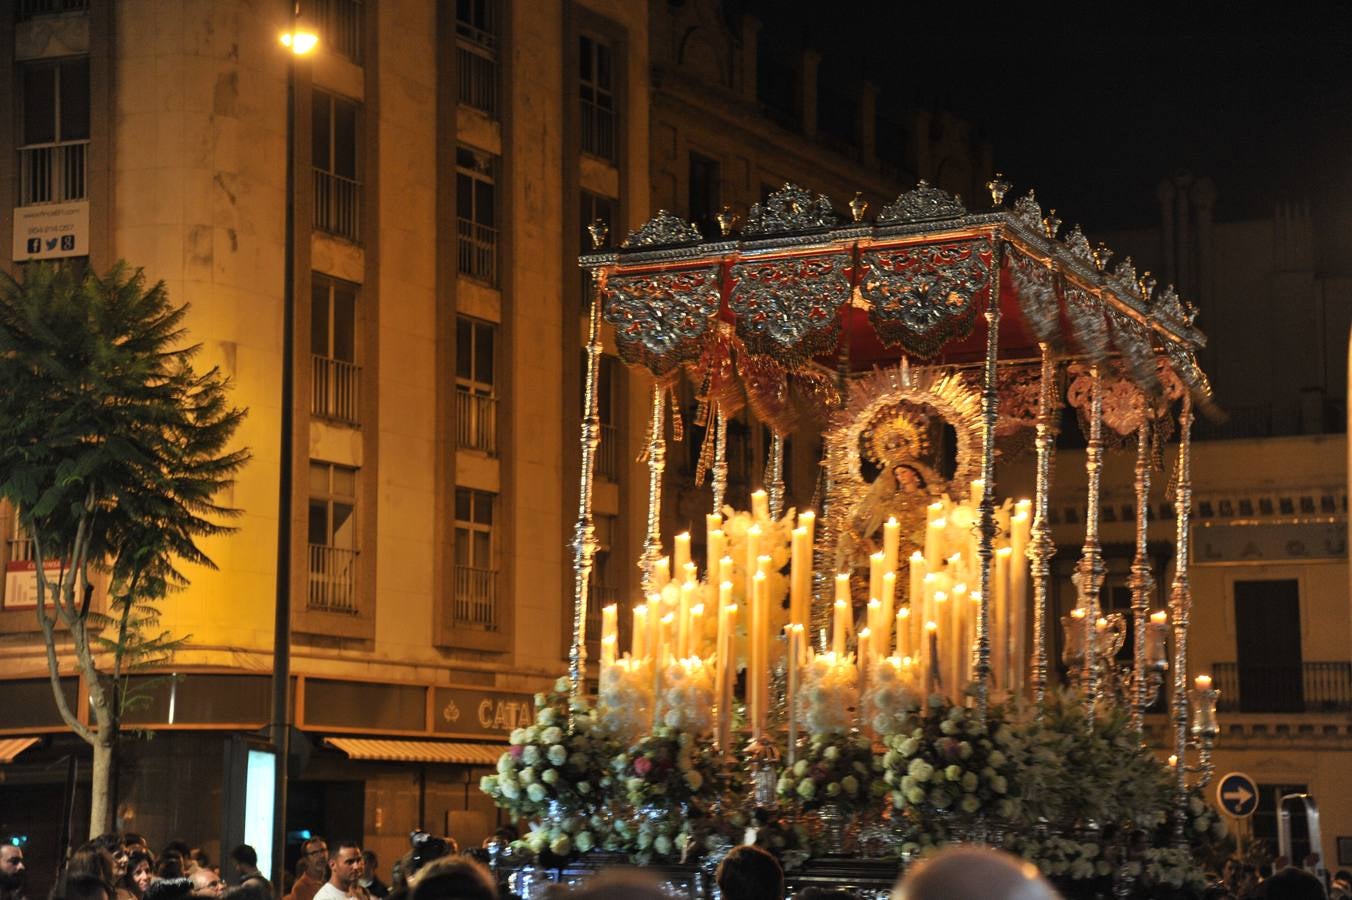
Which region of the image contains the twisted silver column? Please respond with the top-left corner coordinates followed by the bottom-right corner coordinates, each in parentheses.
top-left (767, 432), bottom-right (786, 520)
top-left (712, 410), bottom-right (728, 515)
top-left (1170, 393), bottom-right (1195, 845)
top-left (640, 382), bottom-right (667, 595)
top-left (974, 240), bottom-right (1004, 724)
top-left (1029, 343), bottom-right (1058, 707)
top-left (1078, 364), bottom-right (1106, 727)
top-left (1129, 417), bottom-right (1155, 733)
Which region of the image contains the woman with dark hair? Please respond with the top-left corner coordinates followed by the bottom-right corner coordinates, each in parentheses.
top-left (121, 851), bottom-right (156, 900)
top-left (65, 847), bottom-right (117, 899)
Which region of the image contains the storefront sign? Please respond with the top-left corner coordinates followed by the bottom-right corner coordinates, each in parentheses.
top-left (12, 201), bottom-right (89, 261)
top-left (432, 686), bottom-right (534, 738)
top-left (1194, 521), bottom-right (1347, 565)
top-left (3, 559), bottom-right (65, 609)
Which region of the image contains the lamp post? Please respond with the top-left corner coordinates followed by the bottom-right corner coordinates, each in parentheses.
top-left (273, 7), bottom-right (316, 894)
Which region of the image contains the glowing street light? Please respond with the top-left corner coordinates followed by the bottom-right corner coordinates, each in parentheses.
top-left (279, 27), bottom-right (319, 55)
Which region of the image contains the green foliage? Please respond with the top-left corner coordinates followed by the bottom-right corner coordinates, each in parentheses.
top-left (0, 260), bottom-right (249, 729)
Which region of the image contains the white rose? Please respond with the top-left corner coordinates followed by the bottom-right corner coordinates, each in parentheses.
top-left (526, 783), bottom-right (547, 803)
top-left (547, 744), bottom-right (568, 766)
top-left (541, 769), bottom-right (559, 785)
top-left (522, 746), bottom-right (542, 766)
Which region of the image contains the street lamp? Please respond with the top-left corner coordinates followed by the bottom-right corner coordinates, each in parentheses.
top-left (272, 8), bottom-right (317, 894)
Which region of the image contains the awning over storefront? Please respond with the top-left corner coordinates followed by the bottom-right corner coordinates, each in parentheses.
top-left (0, 736), bottom-right (40, 763)
top-left (324, 737), bottom-right (503, 766)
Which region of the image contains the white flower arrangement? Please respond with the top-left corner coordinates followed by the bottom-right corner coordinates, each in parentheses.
top-left (797, 651), bottom-right (860, 735)
top-left (597, 657), bottom-right (654, 745)
top-left (863, 656), bottom-right (920, 734)
top-left (658, 656), bottom-right (715, 734)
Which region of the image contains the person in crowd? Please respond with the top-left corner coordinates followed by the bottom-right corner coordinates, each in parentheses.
top-left (892, 845), bottom-right (1058, 900)
top-left (121, 850), bottom-right (156, 900)
top-left (286, 837), bottom-right (330, 900)
top-left (1330, 870), bottom-right (1351, 900)
top-left (161, 846), bottom-right (192, 877)
top-left (222, 884), bottom-right (270, 900)
top-left (55, 874), bottom-right (113, 900)
top-left (0, 843), bottom-right (26, 900)
top-left (1237, 864), bottom-right (1263, 899)
top-left (144, 879), bottom-right (194, 900)
top-left (715, 845), bottom-right (784, 900)
top-left (358, 852), bottom-right (387, 899)
top-left (228, 846), bottom-right (267, 890)
top-left (1263, 866), bottom-right (1328, 900)
top-left (189, 868), bottom-right (224, 898)
top-left (122, 838), bottom-right (149, 856)
top-left (314, 843), bottom-right (366, 900)
top-left (406, 858), bottom-right (495, 900)
top-left (66, 845), bottom-right (118, 898)
top-left (156, 858), bottom-right (185, 882)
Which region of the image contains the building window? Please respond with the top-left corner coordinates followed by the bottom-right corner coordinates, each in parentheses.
top-left (312, 90), bottom-right (363, 242)
top-left (689, 153), bottom-right (721, 240)
top-left (308, 462), bottom-right (358, 613)
top-left (455, 316), bottom-right (497, 454)
top-left (17, 0), bottom-right (89, 19)
top-left (1234, 579), bottom-right (1303, 712)
top-left (579, 35), bottom-right (616, 162)
top-left (18, 58), bottom-right (89, 206)
top-left (311, 275), bottom-right (360, 425)
top-left (455, 0), bottom-right (498, 117)
top-left (456, 147), bottom-right (498, 284)
top-left (307, 0), bottom-right (363, 64)
top-left (454, 488), bottom-right (498, 631)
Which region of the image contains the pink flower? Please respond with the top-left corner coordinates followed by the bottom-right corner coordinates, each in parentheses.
top-left (509, 745), bottom-right (524, 759)
top-left (634, 756), bottom-right (654, 778)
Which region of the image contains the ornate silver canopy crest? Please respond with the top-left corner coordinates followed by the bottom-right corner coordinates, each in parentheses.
top-left (621, 210), bottom-right (704, 249)
top-left (876, 180), bottom-right (966, 224)
top-left (742, 183), bottom-right (837, 235)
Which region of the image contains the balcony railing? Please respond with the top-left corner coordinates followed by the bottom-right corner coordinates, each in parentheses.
top-left (580, 98), bottom-right (616, 162)
top-left (453, 565), bottom-right (498, 631)
top-left (457, 218), bottom-right (497, 284)
top-left (18, 141), bottom-right (88, 206)
top-left (17, 0), bottom-right (88, 18)
top-left (314, 168), bottom-right (362, 243)
top-left (310, 0), bottom-right (363, 64)
top-left (456, 41), bottom-right (498, 117)
top-left (456, 388), bottom-right (497, 454)
top-left (7, 538), bottom-right (33, 563)
top-left (597, 423), bottom-right (618, 480)
top-left (307, 544), bottom-right (358, 613)
top-left (312, 355), bottom-right (360, 425)
top-left (1213, 661), bottom-right (1352, 713)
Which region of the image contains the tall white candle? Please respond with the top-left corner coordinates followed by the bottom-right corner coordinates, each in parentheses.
top-left (689, 603), bottom-right (705, 658)
top-left (674, 532), bottom-right (692, 578)
top-left (786, 624), bottom-right (803, 765)
top-left (869, 551), bottom-right (886, 612)
top-left (745, 525), bottom-right (762, 600)
top-left (632, 605), bottom-right (648, 660)
top-left (707, 528), bottom-right (725, 581)
top-left (866, 598), bottom-right (882, 656)
top-left (751, 571), bottom-right (769, 739)
top-left (833, 596), bottom-right (851, 657)
top-left (719, 555), bottom-right (735, 590)
top-left (882, 516), bottom-right (901, 577)
top-left (654, 557), bottom-right (671, 591)
top-left (925, 517), bottom-right (947, 571)
top-left (994, 546), bottom-right (1012, 693)
top-left (678, 581), bottom-right (695, 658)
top-left (880, 571), bottom-right (896, 657)
top-left (895, 606), bottom-right (910, 659)
top-left (790, 526), bottom-right (810, 627)
top-left (751, 489), bottom-right (769, 522)
top-left (601, 604), bottom-right (618, 666)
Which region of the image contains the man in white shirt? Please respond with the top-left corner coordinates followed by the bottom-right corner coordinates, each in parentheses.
top-left (313, 844), bottom-right (367, 900)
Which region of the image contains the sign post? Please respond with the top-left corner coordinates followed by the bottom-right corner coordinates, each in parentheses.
top-left (1217, 771), bottom-right (1259, 818)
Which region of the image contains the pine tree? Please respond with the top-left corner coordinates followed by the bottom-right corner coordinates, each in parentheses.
top-left (0, 262), bottom-right (250, 836)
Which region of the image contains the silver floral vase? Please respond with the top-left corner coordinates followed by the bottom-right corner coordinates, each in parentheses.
top-left (817, 801), bottom-right (857, 855)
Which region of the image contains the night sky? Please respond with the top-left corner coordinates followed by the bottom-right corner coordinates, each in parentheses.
top-left (740, 1), bottom-right (1352, 244)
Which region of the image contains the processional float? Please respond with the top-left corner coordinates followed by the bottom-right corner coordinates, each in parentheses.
top-left (486, 178), bottom-right (1226, 894)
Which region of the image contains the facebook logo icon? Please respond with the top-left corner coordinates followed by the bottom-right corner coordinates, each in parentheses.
top-left (26, 238), bottom-right (40, 254)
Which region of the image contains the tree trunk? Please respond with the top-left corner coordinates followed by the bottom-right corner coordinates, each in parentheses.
top-left (88, 729), bottom-right (113, 838)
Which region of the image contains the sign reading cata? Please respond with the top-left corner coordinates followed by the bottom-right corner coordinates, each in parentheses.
top-left (1194, 521), bottom-right (1347, 566)
top-left (12, 201), bottom-right (90, 261)
top-left (432, 686), bottom-right (533, 738)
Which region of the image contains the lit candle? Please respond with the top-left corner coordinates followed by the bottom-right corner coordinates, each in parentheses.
top-left (706, 514), bottom-right (724, 573)
top-left (869, 551), bottom-right (886, 612)
top-left (719, 555), bottom-right (735, 589)
top-left (601, 604), bottom-right (618, 665)
top-left (786, 624), bottom-right (803, 764)
top-left (674, 532), bottom-right (692, 578)
top-left (689, 603), bottom-right (705, 657)
top-left (683, 561), bottom-right (698, 586)
top-left (896, 606), bottom-right (910, 658)
top-left (926, 621), bottom-right (940, 695)
top-left (751, 489), bottom-right (769, 522)
top-left (745, 525), bottom-right (762, 600)
top-left (993, 546), bottom-right (1012, 693)
top-left (882, 516), bottom-right (901, 577)
top-left (971, 478), bottom-right (985, 508)
top-left (866, 598), bottom-right (882, 655)
top-left (833, 592), bottom-right (851, 658)
top-left (632, 605), bottom-right (648, 660)
top-left (646, 594), bottom-right (662, 664)
top-left (858, 626), bottom-right (872, 713)
top-left (678, 581), bottom-right (695, 658)
top-left (925, 517), bottom-right (947, 571)
top-left (654, 557), bottom-right (670, 590)
top-left (1168, 754), bottom-right (1178, 768)
top-left (927, 501), bottom-right (945, 525)
top-left (1195, 674), bottom-right (1212, 692)
top-left (714, 595), bottom-right (737, 754)
top-left (880, 571), bottom-right (896, 658)
top-left (1147, 610), bottom-right (1169, 669)
top-left (790, 526), bottom-right (810, 627)
top-left (751, 571), bottom-right (769, 739)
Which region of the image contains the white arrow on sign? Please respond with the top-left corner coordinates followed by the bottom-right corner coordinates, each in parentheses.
top-left (1224, 784), bottom-right (1254, 807)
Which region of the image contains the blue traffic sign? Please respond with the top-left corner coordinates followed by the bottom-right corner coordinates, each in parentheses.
top-left (1217, 772), bottom-right (1259, 818)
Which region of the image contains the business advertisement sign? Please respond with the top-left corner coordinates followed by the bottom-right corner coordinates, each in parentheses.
top-left (12, 201), bottom-right (89, 261)
top-left (3, 559), bottom-right (65, 610)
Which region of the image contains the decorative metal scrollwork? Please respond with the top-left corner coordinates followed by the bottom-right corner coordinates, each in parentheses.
top-left (1110, 257), bottom-right (1141, 299)
top-left (728, 253), bottom-right (852, 359)
top-left (1008, 250), bottom-right (1060, 345)
top-left (858, 239), bottom-right (993, 358)
top-left (996, 365), bottom-right (1043, 436)
top-left (1012, 190), bottom-right (1043, 235)
top-left (1062, 284), bottom-right (1110, 361)
top-left (602, 268), bottom-right (722, 376)
top-left (621, 210), bottom-right (704, 249)
top-left (877, 180), bottom-right (966, 224)
top-left (1062, 224), bottom-right (1094, 266)
top-left (742, 183), bottom-right (838, 235)
top-left (1107, 308), bottom-right (1161, 396)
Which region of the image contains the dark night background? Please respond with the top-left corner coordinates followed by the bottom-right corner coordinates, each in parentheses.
top-left (738, 0), bottom-right (1352, 249)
